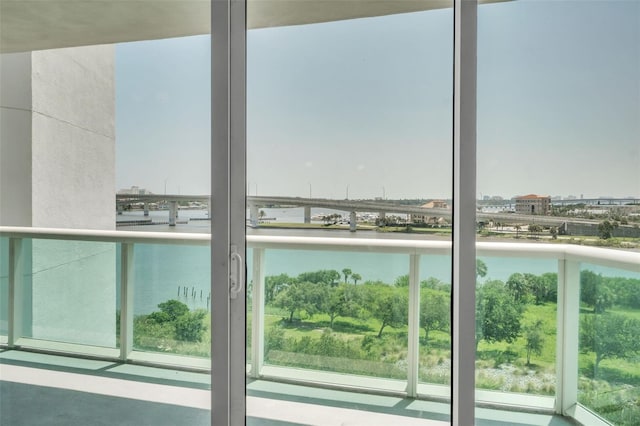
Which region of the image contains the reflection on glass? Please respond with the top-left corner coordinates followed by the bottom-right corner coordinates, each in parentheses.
top-left (132, 243), bottom-right (210, 358)
top-left (579, 263), bottom-right (640, 425)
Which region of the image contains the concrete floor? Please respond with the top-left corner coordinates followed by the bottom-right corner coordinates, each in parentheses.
top-left (0, 350), bottom-right (578, 426)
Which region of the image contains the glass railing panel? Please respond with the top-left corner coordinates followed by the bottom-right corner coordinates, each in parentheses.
top-left (23, 238), bottom-right (118, 349)
top-left (0, 237), bottom-right (8, 337)
top-left (261, 248), bottom-right (411, 385)
top-left (132, 242), bottom-right (210, 358)
top-left (475, 257), bottom-right (557, 399)
top-left (578, 262), bottom-right (640, 425)
top-left (418, 255), bottom-right (452, 391)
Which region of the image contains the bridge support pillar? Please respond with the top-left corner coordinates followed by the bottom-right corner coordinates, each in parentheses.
top-left (379, 212), bottom-right (386, 221)
top-left (143, 202), bottom-right (149, 217)
top-left (349, 211), bottom-right (357, 232)
top-left (304, 206), bottom-right (311, 224)
top-left (249, 203), bottom-right (259, 227)
top-left (169, 201), bottom-right (178, 226)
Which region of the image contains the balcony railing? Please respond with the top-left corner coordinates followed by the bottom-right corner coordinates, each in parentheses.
top-left (1, 226), bottom-right (638, 425)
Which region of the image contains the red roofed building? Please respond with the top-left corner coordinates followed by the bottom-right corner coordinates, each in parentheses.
top-left (515, 194), bottom-right (551, 215)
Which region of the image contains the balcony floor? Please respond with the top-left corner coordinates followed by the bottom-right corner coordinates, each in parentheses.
top-left (0, 350), bottom-right (578, 426)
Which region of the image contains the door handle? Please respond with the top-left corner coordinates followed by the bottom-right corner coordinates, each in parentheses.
top-left (230, 244), bottom-right (244, 299)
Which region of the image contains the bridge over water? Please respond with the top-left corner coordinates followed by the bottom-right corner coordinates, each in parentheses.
top-left (117, 194), bottom-right (606, 231)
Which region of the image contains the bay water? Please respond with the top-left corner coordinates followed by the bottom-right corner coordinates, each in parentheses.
top-left (117, 208), bottom-right (638, 315)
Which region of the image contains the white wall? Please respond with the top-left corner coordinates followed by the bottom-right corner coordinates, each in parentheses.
top-left (1, 45), bottom-right (117, 347)
top-left (31, 45), bottom-right (115, 230)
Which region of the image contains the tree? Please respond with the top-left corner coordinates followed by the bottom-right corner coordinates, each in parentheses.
top-left (274, 281), bottom-right (329, 322)
top-left (514, 224), bottom-right (522, 238)
top-left (506, 273), bottom-right (531, 304)
top-left (580, 270), bottom-right (614, 313)
top-left (363, 284), bottom-right (408, 337)
top-left (528, 224), bottom-right (543, 238)
top-left (525, 273), bottom-right (547, 305)
top-left (351, 273), bottom-right (362, 285)
top-left (325, 283), bottom-right (360, 328)
top-left (594, 285), bottom-right (615, 314)
top-left (539, 272), bottom-right (558, 304)
top-left (580, 270), bottom-right (600, 308)
top-left (175, 310), bottom-right (207, 342)
top-left (420, 289), bottom-right (450, 342)
top-left (476, 280), bottom-right (523, 350)
top-left (421, 277), bottom-right (450, 292)
top-left (259, 209), bottom-right (266, 219)
top-left (155, 300), bottom-right (189, 322)
top-left (524, 320), bottom-right (545, 366)
top-left (476, 259), bottom-right (488, 280)
top-left (580, 313), bottom-right (640, 376)
top-left (342, 268), bottom-right (352, 284)
top-left (550, 226), bottom-right (558, 239)
top-left (265, 273), bottom-right (295, 304)
top-left (394, 275), bottom-right (409, 288)
top-left (598, 220), bottom-right (618, 239)
top-left (297, 270), bottom-right (340, 286)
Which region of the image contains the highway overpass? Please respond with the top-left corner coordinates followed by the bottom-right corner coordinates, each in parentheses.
top-left (117, 194), bottom-right (607, 230)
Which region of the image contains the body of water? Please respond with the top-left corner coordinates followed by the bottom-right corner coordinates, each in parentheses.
top-left (115, 208), bottom-right (639, 315)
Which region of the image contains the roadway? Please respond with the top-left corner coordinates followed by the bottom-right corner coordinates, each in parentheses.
top-left (117, 194), bottom-right (608, 227)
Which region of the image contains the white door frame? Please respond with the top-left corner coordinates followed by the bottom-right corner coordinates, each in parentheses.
top-left (211, 0), bottom-right (247, 424)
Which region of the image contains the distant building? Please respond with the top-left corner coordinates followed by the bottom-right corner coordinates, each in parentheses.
top-left (118, 185), bottom-right (152, 195)
top-left (515, 194), bottom-right (551, 215)
top-left (410, 200), bottom-right (449, 224)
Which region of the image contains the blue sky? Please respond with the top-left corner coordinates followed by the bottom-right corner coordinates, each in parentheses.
top-left (116, 0), bottom-right (639, 199)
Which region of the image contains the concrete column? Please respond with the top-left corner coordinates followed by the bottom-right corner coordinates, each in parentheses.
top-left (304, 206), bottom-right (311, 224)
top-left (249, 203), bottom-right (259, 227)
top-left (143, 202), bottom-right (149, 216)
top-left (379, 212), bottom-right (386, 221)
top-left (1, 46), bottom-right (117, 348)
top-left (349, 211), bottom-right (357, 232)
top-left (169, 201), bottom-right (178, 226)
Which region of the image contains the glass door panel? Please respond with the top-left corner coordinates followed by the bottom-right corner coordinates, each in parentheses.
top-left (477, 0), bottom-right (640, 423)
top-left (247, 2), bottom-right (454, 422)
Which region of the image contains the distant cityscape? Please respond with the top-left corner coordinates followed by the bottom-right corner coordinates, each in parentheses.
top-left (118, 186), bottom-right (639, 204)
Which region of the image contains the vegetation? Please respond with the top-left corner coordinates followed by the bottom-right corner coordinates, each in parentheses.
top-left (598, 220), bottom-right (619, 239)
top-left (133, 299), bottom-right (209, 356)
top-left (134, 265), bottom-right (640, 425)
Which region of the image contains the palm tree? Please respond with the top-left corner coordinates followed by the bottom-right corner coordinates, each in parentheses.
top-left (342, 268), bottom-right (352, 284)
top-left (351, 273), bottom-right (361, 285)
top-left (515, 224), bottom-right (521, 238)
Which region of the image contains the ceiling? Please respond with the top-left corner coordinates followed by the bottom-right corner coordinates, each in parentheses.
top-left (1, 0), bottom-right (508, 53)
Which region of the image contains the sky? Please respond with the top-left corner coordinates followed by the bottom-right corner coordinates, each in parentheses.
top-left (116, 0), bottom-right (640, 200)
